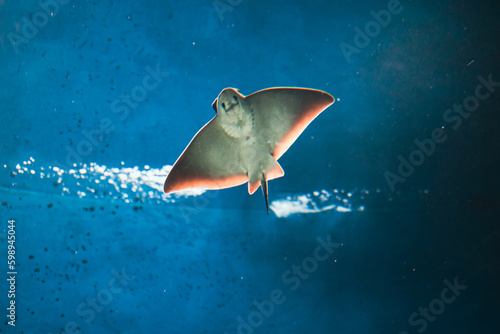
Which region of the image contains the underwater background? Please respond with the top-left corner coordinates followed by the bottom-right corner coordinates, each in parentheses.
top-left (1, 0), bottom-right (499, 333)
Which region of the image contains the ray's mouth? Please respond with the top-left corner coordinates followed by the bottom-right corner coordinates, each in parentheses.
top-left (221, 94), bottom-right (240, 113)
top-left (222, 100), bottom-right (239, 113)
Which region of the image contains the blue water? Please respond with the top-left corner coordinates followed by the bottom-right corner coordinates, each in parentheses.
top-left (1, 0), bottom-right (499, 333)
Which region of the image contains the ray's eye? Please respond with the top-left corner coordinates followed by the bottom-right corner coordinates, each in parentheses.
top-left (232, 95), bottom-right (237, 102)
top-left (222, 102), bottom-right (226, 110)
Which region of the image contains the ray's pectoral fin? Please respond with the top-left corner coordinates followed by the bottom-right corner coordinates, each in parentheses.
top-left (247, 159), bottom-right (285, 214)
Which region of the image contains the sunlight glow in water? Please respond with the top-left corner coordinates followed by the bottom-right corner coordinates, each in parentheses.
top-left (269, 189), bottom-right (368, 218)
top-left (2, 157), bottom-right (428, 216)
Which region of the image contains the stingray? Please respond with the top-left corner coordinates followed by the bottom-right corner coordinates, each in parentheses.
top-left (163, 87), bottom-right (335, 213)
